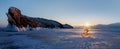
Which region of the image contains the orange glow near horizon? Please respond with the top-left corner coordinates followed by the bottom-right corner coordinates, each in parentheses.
top-left (84, 22), bottom-right (93, 27)
top-left (85, 22), bottom-right (90, 27)
top-left (59, 20), bottom-right (99, 26)
top-left (76, 22), bottom-right (96, 26)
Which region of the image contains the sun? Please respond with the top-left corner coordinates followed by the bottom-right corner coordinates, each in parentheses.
top-left (84, 22), bottom-right (91, 27)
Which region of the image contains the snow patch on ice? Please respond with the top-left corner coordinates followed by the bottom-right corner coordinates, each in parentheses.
top-left (6, 24), bottom-right (18, 32)
top-left (31, 27), bottom-right (41, 31)
top-left (3, 23), bottom-right (41, 32)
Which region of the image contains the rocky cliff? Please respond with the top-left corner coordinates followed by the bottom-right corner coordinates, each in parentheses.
top-left (6, 7), bottom-right (73, 31)
top-left (6, 7), bottom-right (40, 31)
top-left (30, 18), bottom-right (73, 29)
top-left (31, 18), bottom-right (64, 28)
top-left (63, 24), bottom-right (73, 28)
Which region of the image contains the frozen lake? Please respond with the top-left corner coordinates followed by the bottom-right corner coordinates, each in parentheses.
top-left (0, 28), bottom-right (120, 49)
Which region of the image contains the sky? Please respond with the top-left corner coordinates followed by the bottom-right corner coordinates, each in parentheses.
top-left (0, 0), bottom-right (120, 27)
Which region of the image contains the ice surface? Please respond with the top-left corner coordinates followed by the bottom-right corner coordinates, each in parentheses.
top-left (0, 29), bottom-right (120, 49)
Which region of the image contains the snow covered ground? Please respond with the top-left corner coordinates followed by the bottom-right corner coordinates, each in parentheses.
top-left (0, 28), bottom-right (120, 49)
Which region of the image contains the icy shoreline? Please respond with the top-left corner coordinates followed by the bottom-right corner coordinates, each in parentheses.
top-left (0, 29), bottom-right (120, 49)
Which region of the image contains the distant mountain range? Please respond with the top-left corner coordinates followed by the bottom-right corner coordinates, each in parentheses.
top-left (74, 23), bottom-right (120, 29)
top-left (92, 23), bottom-right (120, 29)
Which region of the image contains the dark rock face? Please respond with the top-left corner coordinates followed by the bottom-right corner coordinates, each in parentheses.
top-left (31, 18), bottom-right (64, 28)
top-left (31, 18), bottom-right (74, 29)
top-left (6, 7), bottom-right (40, 28)
top-left (63, 24), bottom-right (73, 28)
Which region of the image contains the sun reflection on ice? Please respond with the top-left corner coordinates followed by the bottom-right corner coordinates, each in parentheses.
top-left (81, 30), bottom-right (96, 38)
top-left (80, 22), bottom-right (96, 38)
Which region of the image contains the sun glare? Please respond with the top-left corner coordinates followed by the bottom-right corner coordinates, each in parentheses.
top-left (84, 22), bottom-right (91, 27)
